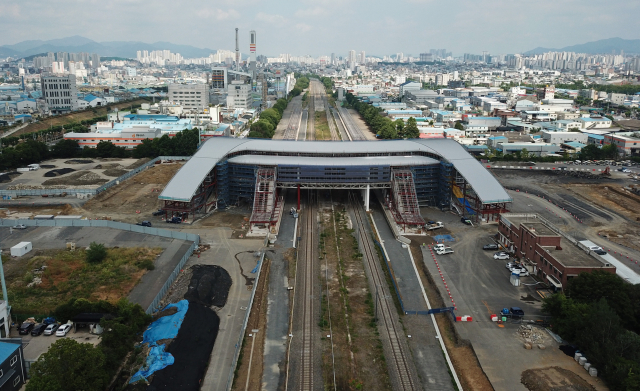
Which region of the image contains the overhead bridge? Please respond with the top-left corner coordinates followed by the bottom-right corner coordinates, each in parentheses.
top-left (158, 138), bottom-right (512, 224)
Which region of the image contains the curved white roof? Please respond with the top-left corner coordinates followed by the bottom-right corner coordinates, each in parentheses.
top-left (159, 138), bottom-right (511, 204)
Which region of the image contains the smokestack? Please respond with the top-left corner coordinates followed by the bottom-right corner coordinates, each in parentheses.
top-left (235, 28), bottom-right (240, 72)
top-left (250, 30), bottom-right (256, 79)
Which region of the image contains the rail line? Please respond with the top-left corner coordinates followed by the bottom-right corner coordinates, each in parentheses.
top-left (336, 106), bottom-right (366, 141)
top-left (348, 192), bottom-right (418, 390)
top-left (286, 190), bottom-right (318, 390)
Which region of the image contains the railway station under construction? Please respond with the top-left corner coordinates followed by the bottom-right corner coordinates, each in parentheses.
top-left (158, 137), bottom-right (512, 229)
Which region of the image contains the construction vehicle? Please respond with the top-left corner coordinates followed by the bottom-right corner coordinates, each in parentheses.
top-left (601, 166), bottom-right (611, 176)
top-left (426, 221), bottom-right (444, 230)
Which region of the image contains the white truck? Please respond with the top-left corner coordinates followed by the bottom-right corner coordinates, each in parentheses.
top-left (433, 243), bottom-right (454, 255)
top-left (426, 221), bottom-right (444, 230)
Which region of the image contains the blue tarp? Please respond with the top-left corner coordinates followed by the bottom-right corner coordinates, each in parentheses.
top-left (142, 300), bottom-right (188, 345)
top-left (130, 300), bottom-right (189, 383)
top-left (433, 234), bottom-right (455, 243)
top-left (130, 345), bottom-right (175, 383)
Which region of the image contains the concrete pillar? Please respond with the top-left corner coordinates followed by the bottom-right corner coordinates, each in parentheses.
top-left (365, 185), bottom-right (370, 212)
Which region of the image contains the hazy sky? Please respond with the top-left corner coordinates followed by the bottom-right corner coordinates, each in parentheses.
top-left (1, 0), bottom-right (639, 57)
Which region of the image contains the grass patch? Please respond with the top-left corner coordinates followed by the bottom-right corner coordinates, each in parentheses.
top-left (314, 111), bottom-right (331, 140)
top-left (7, 247), bottom-right (162, 314)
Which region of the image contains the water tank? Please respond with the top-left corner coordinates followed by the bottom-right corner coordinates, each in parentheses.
top-left (589, 367), bottom-right (598, 377)
top-left (578, 357), bottom-right (587, 366)
top-left (574, 352), bottom-right (582, 362)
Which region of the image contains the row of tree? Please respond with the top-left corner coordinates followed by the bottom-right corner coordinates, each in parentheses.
top-left (0, 127), bottom-right (201, 171)
top-left (248, 99), bottom-right (289, 139)
top-left (556, 81), bottom-right (640, 95)
top-left (26, 298), bottom-right (152, 391)
top-left (344, 93), bottom-right (419, 139)
top-left (543, 271), bottom-right (640, 390)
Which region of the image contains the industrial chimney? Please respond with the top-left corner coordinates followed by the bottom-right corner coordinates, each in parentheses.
top-left (249, 30), bottom-right (256, 79)
top-left (235, 28), bottom-right (240, 72)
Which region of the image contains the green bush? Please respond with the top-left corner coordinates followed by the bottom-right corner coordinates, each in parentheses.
top-left (86, 242), bottom-right (107, 264)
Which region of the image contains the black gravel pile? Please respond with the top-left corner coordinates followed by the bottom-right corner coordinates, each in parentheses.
top-left (0, 172), bottom-right (20, 183)
top-left (184, 265), bottom-right (232, 307)
top-left (64, 159), bottom-right (93, 164)
top-left (44, 168), bottom-right (75, 177)
top-left (147, 302), bottom-right (220, 391)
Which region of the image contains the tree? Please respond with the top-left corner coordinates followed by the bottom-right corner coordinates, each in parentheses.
top-left (394, 119), bottom-right (405, 137)
top-left (86, 242), bottom-right (107, 264)
top-left (26, 339), bottom-right (108, 391)
top-left (454, 121), bottom-right (464, 130)
top-left (51, 139), bottom-right (80, 158)
top-left (602, 144), bottom-right (618, 159)
top-left (259, 108), bottom-right (281, 128)
top-left (249, 119), bottom-right (275, 139)
top-left (404, 117), bottom-right (420, 139)
top-left (133, 138), bottom-right (157, 158)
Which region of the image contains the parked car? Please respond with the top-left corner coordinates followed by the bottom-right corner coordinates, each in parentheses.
top-left (31, 323), bottom-right (47, 336)
top-left (509, 265), bottom-right (529, 276)
top-left (505, 261), bottom-right (518, 269)
top-left (483, 243), bottom-right (498, 250)
top-left (493, 252), bottom-right (510, 260)
top-left (152, 209), bottom-right (164, 216)
top-left (12, 224), bottom-right (27, 230)
top-left (460, 217), bottom-right (472, 225)
top-left (43, 323), bottom-right (60, 336)
top-left (166, 216), bottom-right (182, 224)
top-left (56, 324), bottom-right (72, 337)
top-left (18, 322), bottom-right (35, 335)
top-left (136, 221), bottom-right (152, 227)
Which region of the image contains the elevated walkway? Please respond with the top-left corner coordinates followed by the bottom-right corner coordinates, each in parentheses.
top-left (387, 169), bottom-right (425, 227)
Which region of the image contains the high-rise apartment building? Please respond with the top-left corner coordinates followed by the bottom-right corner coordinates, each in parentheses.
top-left (41, 74), bottom-right (79, 114)
top-left (359, 51), bottom-right (366, 64)
top-left (168, 84), bottom-right (210, 110)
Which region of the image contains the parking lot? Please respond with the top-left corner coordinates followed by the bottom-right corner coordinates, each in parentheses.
top-left (420, 212), bottom-right (605, 391)
top-left (12, 326), bottom-right (100, 362)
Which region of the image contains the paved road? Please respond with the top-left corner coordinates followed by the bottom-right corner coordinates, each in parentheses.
top-left (180, 227), bottom-right (264, 391)
top-left (262, 193), bottom-right (295, 391)
top-left (128, 240), bottom-right (193, 310)
top-left (370, 202), bottom-right (427, 312)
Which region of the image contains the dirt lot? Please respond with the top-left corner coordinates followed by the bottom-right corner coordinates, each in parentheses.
top-left (317, 204), bottom-right (392, 390)
top-left (1, 157), bottom-right (143, 190)
top-left (492, 169), bottom-right (640, 251)
top-left (5, 247), bottom-right (162, 315)
top-left (76, 162), bottom-right (184, 223)
top-left (521, 367), bottom-right (595, 391)
top-left (12, 98), bottom-right (150, 138)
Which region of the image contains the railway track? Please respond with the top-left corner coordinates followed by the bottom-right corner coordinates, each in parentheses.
top-left (348, 192), bottom-right (418, 390)
top-left (336, 106), bottom-right (366, 141)
top-left (287, 190), bottom-right (318, 390)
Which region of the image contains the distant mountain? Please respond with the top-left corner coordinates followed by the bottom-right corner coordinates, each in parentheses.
top-left (524, 37), bottom-right (640, 55)
top-left (0, 35), bottom-right (218, 59)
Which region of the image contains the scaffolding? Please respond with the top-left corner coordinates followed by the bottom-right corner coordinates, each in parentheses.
top-left (249, 167), bottom-right (277, 225)
top-left (387, 168), bottom-right (425, 227)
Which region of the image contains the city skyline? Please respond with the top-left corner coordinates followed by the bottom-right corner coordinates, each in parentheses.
top-left (1, 0), bottom-right (639, 56)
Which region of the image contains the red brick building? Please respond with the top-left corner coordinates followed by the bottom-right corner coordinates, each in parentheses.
top-left (497, 214), bottom-right (615, 290)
